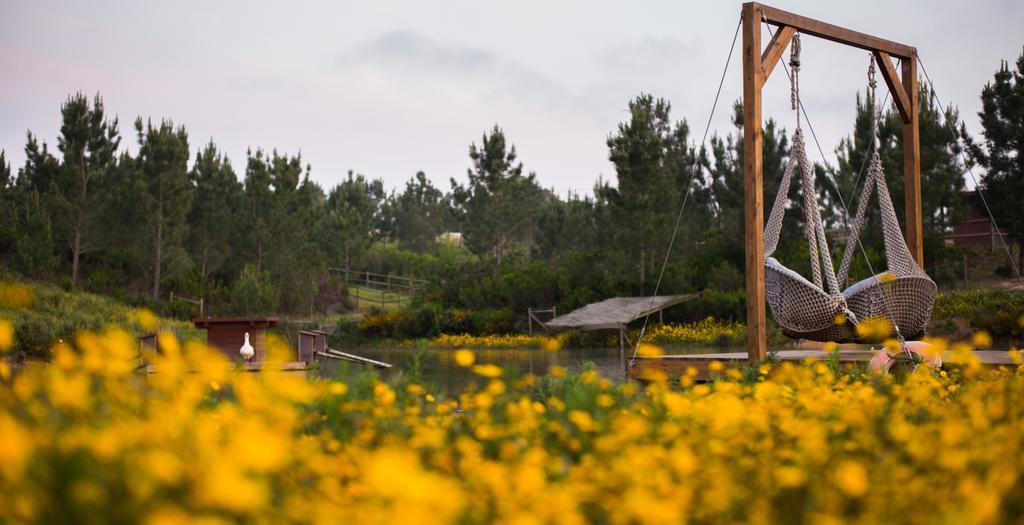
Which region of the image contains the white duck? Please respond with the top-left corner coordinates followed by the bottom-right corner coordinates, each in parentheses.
top-left (240, 332), bottom-right (255, 362)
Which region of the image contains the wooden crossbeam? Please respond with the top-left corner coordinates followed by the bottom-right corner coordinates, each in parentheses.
top-left (758, 3), bottom-right (915, 59)
top-left (760, 25), bottom-right (795, 81)
top-left (874, 51), bottom-right (912, 124)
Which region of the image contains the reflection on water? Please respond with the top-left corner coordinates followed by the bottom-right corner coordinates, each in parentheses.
top-left (321, 346), bottom-right (726, 396)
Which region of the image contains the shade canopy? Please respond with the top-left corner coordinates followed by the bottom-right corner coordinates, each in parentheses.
top-left (544, 294), bottom-right (698, 331)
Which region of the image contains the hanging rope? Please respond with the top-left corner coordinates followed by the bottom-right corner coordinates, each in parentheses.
top-left (628, 16), bottom-right (742, 368)
top-left (790, 34), bottom-right (802, 128)
top-left (868, 53), bottom-right (879, 151)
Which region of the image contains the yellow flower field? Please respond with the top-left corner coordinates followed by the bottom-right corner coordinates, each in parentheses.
top-left (431, 332), bottom-right (567, 349)
top-left (1, 322), bottom-right (1024, 523)
top-left (638, 316), bottom-right (746, 346)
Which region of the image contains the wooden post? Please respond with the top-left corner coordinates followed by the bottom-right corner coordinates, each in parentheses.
top-left (743, 2), bottom-right (767, 363)
top-left (528, 307), bottom-right (534, 335)
top-left (963, 252), bottom-right (968, 288)
top-left (619, 328), bottom-right (626, 379)
top-left (901, 56), bottom-right (924, 267)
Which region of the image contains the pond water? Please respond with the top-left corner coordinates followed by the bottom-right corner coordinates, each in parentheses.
top-left (320, 346), bottom-right (727, 395)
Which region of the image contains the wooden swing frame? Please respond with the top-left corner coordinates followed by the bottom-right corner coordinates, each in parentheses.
top-left (742, 3), bottom-right (922, 361)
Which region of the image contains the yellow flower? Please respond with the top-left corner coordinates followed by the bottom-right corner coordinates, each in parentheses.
top-left (834, 460), bottom-right (869, 497)
top-left (636, 344), bottom-right (663, 357)
top-left (775, 466), bottom-right (807, 488)
top-left (471, 364), bottom-right (503, 378)
top-left (133, 309), bottom-right (159, 332)
top-left (454, 349), bottom-right (475, 367)
top-left (971, 331), bottom-right (992, 349)
top-left (548, 365), bottom-right (567, 378)
top-left (568, 410), bottom-right (596, 432)
top-left (0, 319), bottom-right (12, 351)
top-left (329, 382), bottom-right (348, 396)
top-left (856, 317), bottom-right (893, 340)
top-left (0, 415), bottom-right (32, 481)
top-left (0, 283), bottom-right (33, 309)
top-left (707, 360), bottom-right (725, 373)
top-left (374, 383), bottom-right (396, 405)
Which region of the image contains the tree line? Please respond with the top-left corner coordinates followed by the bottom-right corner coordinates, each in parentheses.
top-left (1, 48), bottom-right (1021, 324)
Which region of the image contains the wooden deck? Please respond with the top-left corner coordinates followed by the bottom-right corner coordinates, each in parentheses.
top-left (628, 348), bottom-right (1017, 381)
top-left (143, 360), bottom-right (314, 375)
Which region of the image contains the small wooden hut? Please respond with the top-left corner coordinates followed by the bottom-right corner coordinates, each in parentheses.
top-left (193, 316), bottom-right (279, 363)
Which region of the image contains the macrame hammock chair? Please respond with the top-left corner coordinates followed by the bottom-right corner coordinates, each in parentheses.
top-left (764, 39), bottom-right (936, 343)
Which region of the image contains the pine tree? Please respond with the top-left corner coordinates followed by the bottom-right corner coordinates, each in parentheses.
top-left (318, 171), bottom-right (385, 279)
top-left (188, 141), bottom-right (242, 282)
top-left (967, 47), bottom-right (1024, 273)
top-left (707, 101), bottom-right (791, 272)
top-left (601, 95), bottom-right (684, 291)
top-left (20, 133), bottom-right (60, 196)
top-left (0, 151), bottom-right (9, 190)
top-left (453, 125), bottom-right (543, 266)
top-left (392, 171), bottom-right (445, 253)
top-left (135, 118), bottom-right (192, 299)
top-left (242, 149), bottom-right (275, 270)
top-left (96, 152), bottom-right (151, 290)
top-left (265, 152), bottom-right (325, 311)
top-left (49, 93), bottom-right (120, 288)
top-left (5, 139), bottom-right (62, 277)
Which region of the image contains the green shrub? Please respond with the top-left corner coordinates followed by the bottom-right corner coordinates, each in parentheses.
top-left (1, 278), bottom-right (199, 361)
top-left (933, 290), bottom-right (1024, 340)
top-left (229, 264), bottom-right (279, 315)
top-left (394, 306), bottom-right (437, 339)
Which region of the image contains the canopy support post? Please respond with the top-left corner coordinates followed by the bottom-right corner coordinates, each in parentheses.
top-left (619, 328), bottom-right (626, 379)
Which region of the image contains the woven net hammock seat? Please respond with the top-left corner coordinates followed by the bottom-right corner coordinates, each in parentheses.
top-left (764, 40), bottom-right (935, 343)
top-left (764, 129), bottom-right (936, 342)
top-left (764, 128), bottom-right (858, 342)
top-left (834, 150), bottom-right (937, 340)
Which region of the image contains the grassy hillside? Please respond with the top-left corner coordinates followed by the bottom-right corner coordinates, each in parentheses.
top-left (0, 277), bottom-right (199, 361)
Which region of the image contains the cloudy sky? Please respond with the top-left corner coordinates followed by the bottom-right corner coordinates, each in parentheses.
top-left (2, 1), bottom-right (1021, 196)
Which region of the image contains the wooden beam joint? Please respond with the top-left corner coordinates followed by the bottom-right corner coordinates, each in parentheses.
top-left (874, 51), bottom-right (913, 124)
top-left (760, 25), bottom-right (795, 82)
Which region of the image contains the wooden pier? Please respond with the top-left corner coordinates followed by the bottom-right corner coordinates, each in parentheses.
top-left (628, 348), bottom-right (1017, 382)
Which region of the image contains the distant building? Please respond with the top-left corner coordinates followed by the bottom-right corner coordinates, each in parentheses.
top-left (950, 192), bottom-right (1010, 250)
top-left (437, 231), bottom-right (463, 247)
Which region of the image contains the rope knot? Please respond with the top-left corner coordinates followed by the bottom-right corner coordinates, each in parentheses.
top-left (868, 53), bottom-right (878, 92)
